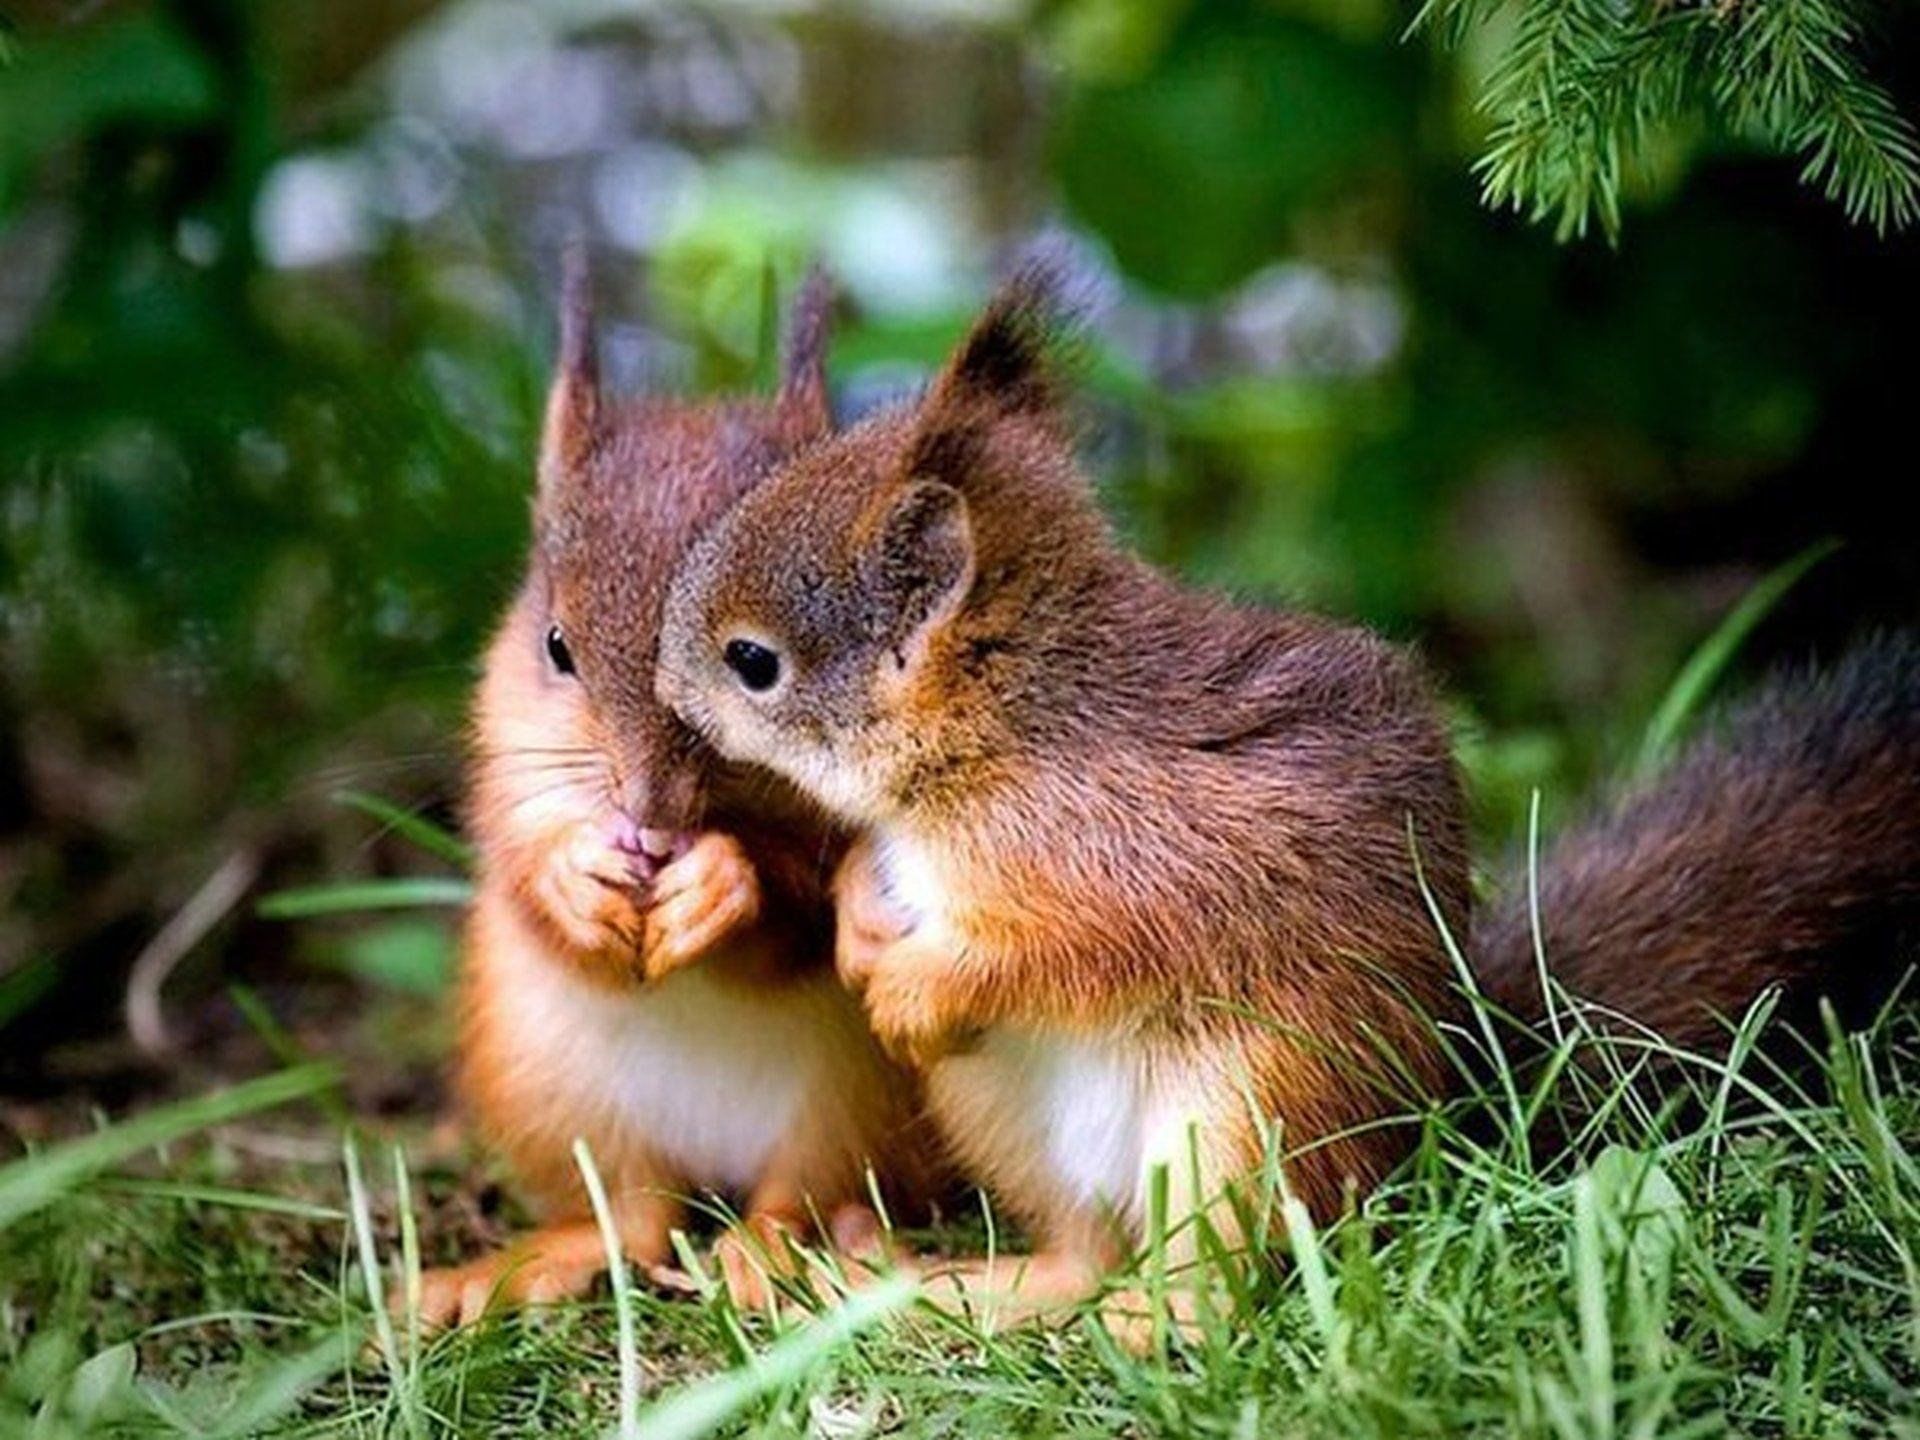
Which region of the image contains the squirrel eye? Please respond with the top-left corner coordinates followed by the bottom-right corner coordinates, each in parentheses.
top-left (545, 625), bottom-right (576, 676)
top-left (723, 638), bottom-right (781, 693)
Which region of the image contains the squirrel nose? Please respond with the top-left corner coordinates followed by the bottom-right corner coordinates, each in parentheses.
top-left (637, 828), bottom-right (692, 863)
top-left (602, 812), bottom-right (689, 881)
top-left (610, 780), bottom-right (696, 865)
top-left (604, 812), bottom-right (644, 857)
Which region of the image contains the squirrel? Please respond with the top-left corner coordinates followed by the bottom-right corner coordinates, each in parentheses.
top-left (656, 273), bottom-right (1473, 1331)
top-left (657, 271), bottom-right (1920, 1336)
top-left (416, 253), bottom-right (936, 1328)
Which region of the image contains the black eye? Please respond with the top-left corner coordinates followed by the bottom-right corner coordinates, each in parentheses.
top-left (723, 638), bottom-right (781, 693)
top-left (545, 625), bottom-right (576, 676)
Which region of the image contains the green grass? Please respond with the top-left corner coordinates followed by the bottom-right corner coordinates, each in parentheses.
top-left (3, 993), bottom-right (1915, 1438)
top-left (14, 575), bottom-right (1908, 1436)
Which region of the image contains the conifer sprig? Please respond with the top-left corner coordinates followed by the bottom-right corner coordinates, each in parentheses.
top-left (1413, 0), bottom-right (1919, 238)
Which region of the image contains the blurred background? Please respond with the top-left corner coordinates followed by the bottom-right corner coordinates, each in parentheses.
top-left (2, 0), bottom-right (1916, 1120)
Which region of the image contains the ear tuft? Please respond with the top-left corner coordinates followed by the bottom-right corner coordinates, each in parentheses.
top-left (937, 263), bottom-right (1064, 417)
top-left (775, 264), bottom-right (835, 439)
top-left (906, 260), bottom-right (1073, 491)
top-left (540, 238), bottom-right (601, 491)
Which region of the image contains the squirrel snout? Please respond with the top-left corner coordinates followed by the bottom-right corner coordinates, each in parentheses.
top-left (604, 811), bottom-right (646, 858)
top-left (601, 812), bottom-right (694, 883)
top-left (637, 827), bottom-right (693, 864)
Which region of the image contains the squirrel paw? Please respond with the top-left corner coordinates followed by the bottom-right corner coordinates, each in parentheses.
top-left (862, 956), bottom-right (974, 1069)
top-left (833, 840), bottom-right (913, 995)
top-left (712, 1212), bottom-right (804, 1312)
top-left (712, 1204), bottom-right (896, 1313)
top-left (642, 831), bottom-right (762, 981)
top-left (410, 1249), bottom-right (602, 1330)
top-left (1101, 1283), bottom-right (1210, 1355)
top-left (530, 818), bottom-right (649, 965)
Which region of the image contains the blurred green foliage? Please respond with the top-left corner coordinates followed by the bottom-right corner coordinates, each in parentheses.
top-left (1, 0), bottom-right (1915, 1065)
top-left (1054, 4), bottom-right (1411, 295)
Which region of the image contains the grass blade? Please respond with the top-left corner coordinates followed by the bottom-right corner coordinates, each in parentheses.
top-left (0, 1065), bottom-right (337, 1232)
top-left (1282, 1193), bottom-right (1339, 1354)
top-left (1572, 1173), bottom-right (1615, 1436)
top-left (94, 1178), bottom-right (344, 1221)
top-left (631, 1277), bottom-right (914, 1440)
top-left (1637, 537), bottom-right (1838, 774)
top-left (333, 790), bottom-right (474, 869)
top-left (343, 1134), bottom-right (425, 1440)
top-left (256, 878), bottom-right (472, 919)
top-left (574, 1138), bottom-right (640, 1440)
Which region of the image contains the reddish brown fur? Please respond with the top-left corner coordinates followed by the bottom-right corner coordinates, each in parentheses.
top-left (426, 259), bottom-right (936, 1326)
top-left (1474, 634), bottom-right (1920, 1054)
top-left (659, 276), bottom-right (1470, 1329)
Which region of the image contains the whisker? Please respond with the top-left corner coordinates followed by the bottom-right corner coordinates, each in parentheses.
top-left (474, 756), bottom-right (606, 768)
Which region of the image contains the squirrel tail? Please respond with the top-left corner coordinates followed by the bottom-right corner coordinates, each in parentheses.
top-left (1471, 632), bottom-right (1920, 1057)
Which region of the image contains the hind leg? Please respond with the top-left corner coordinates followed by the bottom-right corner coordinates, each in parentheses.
top-left (713, 1185), bottom-right (811, 1312)
top-left (413, 1188), bottom-right (684, 1328)
top-left (917, 1249), bottom-right (1108, 1330)
top-left (905, 1209), bottom-right (1126, 1332)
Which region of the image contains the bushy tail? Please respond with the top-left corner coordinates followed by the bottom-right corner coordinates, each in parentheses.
top-left (1472, 634), bottom-right (1920, 1055)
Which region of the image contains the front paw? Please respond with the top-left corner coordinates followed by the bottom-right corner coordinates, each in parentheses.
top-left (833, 841), bottom-right (911, 995)
top-left (641, 832), bottom-right (761, 982)
top-left (863, 956), bottom-right (974, 1069)
top-left (531, 819), bottom-right (649, 962)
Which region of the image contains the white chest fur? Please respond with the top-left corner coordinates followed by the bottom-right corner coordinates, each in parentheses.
top-left (937, 1026), bottom-right (1216, 1242)
top-left (941, 1031), bottom-right (1207, 1239)
top-left (987, 1030), bottom-right (1146, 1214)
top-left (499, 943), bottom-right (857, 1194)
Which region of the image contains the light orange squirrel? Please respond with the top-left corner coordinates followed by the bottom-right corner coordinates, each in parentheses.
top-left (416, 255), bottom-right (938, 1327)
top-left (655, 270), bottom-right (1920, 1338)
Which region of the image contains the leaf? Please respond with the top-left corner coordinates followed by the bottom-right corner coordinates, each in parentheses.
top-left (1423, 0), bottom-right (1920, 238)
top-left (329, 919), bottom-right (456, 995)
top-left (1588, 1145), bottom-right (1688, 1283)
top-left (0, 14), bottom-right (217, 202)
top-left (204, 1335), bottom-right (345, 1440)
top-left (65, 1343), bottom-right (136, 1424)
top-left (1051, 7), bottom-right (1407, 295)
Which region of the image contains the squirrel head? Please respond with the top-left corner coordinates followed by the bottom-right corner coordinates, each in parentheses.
top-left (496, 247), bottom-right (834, 850)
top-left (658, 269), bottom-right (1114, 822)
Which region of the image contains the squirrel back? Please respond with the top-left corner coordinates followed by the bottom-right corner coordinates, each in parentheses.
top-left (1473, 632), bottom-right (1920, 1057)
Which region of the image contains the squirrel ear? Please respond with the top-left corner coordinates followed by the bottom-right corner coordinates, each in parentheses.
top-left (539, 240), bottom-right (601, 492)
top-left (866, 479), bottom-right (975, 647)
top-left (774, 265), bottom-right (834, 440)
top-left (906, 264), bottom-right (1064, 490)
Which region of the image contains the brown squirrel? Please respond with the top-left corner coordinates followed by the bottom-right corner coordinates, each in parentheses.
top-left (416, 254), bottom-right (935, 1327)
top-left (656, 274), bottom-right (1473, 1330)
top-left (657, 272), bottom-right (1920, 1333)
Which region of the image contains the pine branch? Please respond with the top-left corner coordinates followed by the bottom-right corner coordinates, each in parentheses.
top-left (1416, 0), bottom-right (1920, 238)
